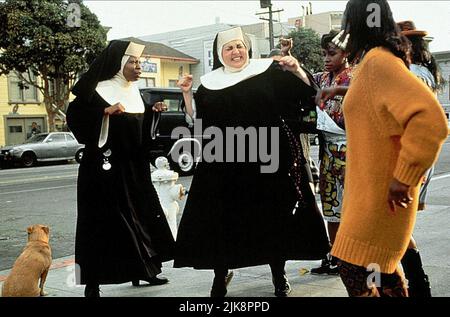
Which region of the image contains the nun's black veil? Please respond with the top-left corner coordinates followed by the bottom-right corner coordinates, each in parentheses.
top-left (212, 33), bottom-right (253, 70)
top-left (72, 40), bottom-right (130, 102)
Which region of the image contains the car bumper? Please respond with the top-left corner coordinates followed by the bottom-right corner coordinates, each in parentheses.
top-left (0, 153), bottom-right (19, 167)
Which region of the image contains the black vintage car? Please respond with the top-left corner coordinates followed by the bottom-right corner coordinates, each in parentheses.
top-left (140, 87), bottom-right (199, 175)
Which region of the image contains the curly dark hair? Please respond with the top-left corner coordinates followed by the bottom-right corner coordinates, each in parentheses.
top-left (341, 0), bottom-right (411, 66)
top-left (320, 30), bottom-right (340, 50)
top-left (408, 35), bottom-right (445, 91)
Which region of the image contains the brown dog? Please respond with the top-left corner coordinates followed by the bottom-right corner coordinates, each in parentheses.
top-left (1, 225), bottom-right (52, 297)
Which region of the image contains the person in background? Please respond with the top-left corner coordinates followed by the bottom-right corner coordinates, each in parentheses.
top-left (30, 122), bottom-right (41, 137)
top-left (396, 20), bottom-right (446, 297)
top-left (67, 40), bottom-right (174, 297)
top-left (324, 0), bottom-right (448, 297)
top-left (310, 30), bottom-right (352, 275)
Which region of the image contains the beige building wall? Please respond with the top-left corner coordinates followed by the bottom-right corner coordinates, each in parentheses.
top-left (288, 11), bottom-right (343, 36)
top-left (0, 74), bottom-right (47, 146)
top-left (139, 57), bottom-right (192, 88)
top-left (160, 62), bottom-right (190, 87)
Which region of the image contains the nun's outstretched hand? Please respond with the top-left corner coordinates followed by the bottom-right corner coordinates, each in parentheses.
top-left (279, 38), bottom-right (293, 57)
top-left (177, 75), bottom-right (193, 93)
top-left (104, 102), bottom-right (125, 116)
top-left (279, 56), bottom-right (311, 86)
top-left (278, 56), bottom-right (299, 72)
top-left (152, 102), bottom-right (168, 112)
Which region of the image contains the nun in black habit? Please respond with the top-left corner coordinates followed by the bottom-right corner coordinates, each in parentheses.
top-left (67, 40), bottom-right (175, 297)
top-left (175, 27), bottom-right (330, 297)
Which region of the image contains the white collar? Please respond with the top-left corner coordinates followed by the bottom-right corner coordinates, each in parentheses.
top-left (200, 59), bottom-right (273, 90)
top-left (95, 80), bottom-right (144, 114)
top-left (95, 55), bottom-right (145, 113)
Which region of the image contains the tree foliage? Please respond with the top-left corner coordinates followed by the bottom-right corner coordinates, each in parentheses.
top-left (281, 28), bottom-right (323, 74)
top-left (0, 0), bottom-right (107, 131)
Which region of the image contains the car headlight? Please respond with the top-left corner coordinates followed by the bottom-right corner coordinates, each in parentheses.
top-left (7, 149), bottom-right (14, 155)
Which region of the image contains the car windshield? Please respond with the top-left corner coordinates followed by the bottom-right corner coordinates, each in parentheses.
top-left (24, 134), bottom-right (49, 144)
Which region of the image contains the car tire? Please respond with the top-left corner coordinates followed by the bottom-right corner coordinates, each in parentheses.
top-left (21, 152), bottom-right (36, 168)
top-left (75, 149), bottom-right (84, 163)
top-left (170, 151), bottom-right (196, 176)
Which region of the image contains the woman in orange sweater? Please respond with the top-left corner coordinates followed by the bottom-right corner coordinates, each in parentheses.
top-left (324, 0), bottom-right (448, 297)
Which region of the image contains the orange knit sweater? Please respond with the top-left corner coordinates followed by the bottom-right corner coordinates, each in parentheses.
top-left (331, 47), bottom-right (448, 273)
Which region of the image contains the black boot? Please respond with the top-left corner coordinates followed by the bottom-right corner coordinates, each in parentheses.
top-left (270, 262), bottom-right (291, 297)
top-left (132, 276), bottom-right (169, 287)
top-left (210, 269), bottom-right (234, 297)
top-left (401, 248), bottom-right (432, 297)
top-left (84, 283), bottom-right (100, 298)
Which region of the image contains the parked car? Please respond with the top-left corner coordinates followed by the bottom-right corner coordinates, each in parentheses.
top-left (0, 132), bottom-right (84, 168)
top-left (140, 87), bottom-right (199, 176)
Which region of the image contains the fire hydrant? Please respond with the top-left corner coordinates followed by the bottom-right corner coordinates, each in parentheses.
top-left (151, 157), bottom-right (186, 239)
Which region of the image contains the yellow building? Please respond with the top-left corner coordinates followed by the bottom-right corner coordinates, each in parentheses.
top-left (0, 73), bottom-right (48, 146)
top-left (120, 37), bottom-right (199, 89)
top-left (0, 39), bottom-right (198, 147)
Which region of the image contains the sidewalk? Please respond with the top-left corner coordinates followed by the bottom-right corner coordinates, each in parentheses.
top-left (0, 257), bottom-right (347, 297)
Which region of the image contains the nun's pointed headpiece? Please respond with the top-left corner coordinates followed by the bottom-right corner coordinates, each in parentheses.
top-left (72, 40), bottom-right (145, 102)
top-left (71, 40), bottom-right (145, 148)
top-left (125, 42), bottom-right (145, 58)
top-left (203, 27), bottom-right (272, 90)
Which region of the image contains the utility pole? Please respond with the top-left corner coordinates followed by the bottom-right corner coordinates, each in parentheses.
top-left (257, 0), bottom-right (284, 50)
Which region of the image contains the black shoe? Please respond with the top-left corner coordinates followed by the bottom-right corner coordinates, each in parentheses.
top-left (84, 284), bottom-right (100, 298)
top-left (273, 275), bottom-right (291, 297)
top-left (132, 276), bottom-right (169, 287)
top-left (311, 258), bottom-right (339, 275)
top-left (210, 271), bottom-right (234, 297)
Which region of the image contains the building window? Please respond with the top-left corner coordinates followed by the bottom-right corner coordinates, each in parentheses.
top-left (138, 78), bottom-right (156, 88)
top-left (204, 40), bottom-right (214, 73)
top-left (141, 61), bottom-right (158, 73)
top-left (168, 80), bottom-right (178, 88)
top-left (9, 126), bottom-right (23, 133)
top-left (8, 72), bottom-right (39, 103)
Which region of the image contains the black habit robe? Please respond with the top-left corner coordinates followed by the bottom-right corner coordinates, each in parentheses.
top-left (174, 62), bottom-right (330, 270)
top-left (67, 41), bottom-right (174, 285)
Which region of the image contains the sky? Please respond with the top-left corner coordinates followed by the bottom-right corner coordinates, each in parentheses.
top-left (84, 1), bottom-right (450, 52)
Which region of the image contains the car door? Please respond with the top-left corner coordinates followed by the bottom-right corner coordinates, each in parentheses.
top-left (141, 89), bottom-right (189, 154)
top-left (43, 133), bottom-right (68, 160)
top-left (157, 93), bottom-right (189, 143)
top-left (64, 133), bottom-right (80, 157)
